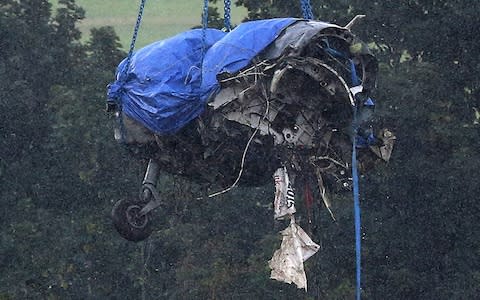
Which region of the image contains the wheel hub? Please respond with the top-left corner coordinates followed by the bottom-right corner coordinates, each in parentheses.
top-left (125, 205), bottom-right (148, 229)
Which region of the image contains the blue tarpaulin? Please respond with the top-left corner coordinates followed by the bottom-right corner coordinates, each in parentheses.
top-left (107, 18), bottom-right (297, 135)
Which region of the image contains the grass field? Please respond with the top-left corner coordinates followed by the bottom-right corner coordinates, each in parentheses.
top-left (51, 0), bottom-right (246, 49)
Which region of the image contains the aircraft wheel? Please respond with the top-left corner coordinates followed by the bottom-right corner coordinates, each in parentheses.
top-left (111, 198), bottom-right (152, 242)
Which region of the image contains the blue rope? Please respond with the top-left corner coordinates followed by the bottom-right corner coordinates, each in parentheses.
top-left (350, 59), bottom-right (362, 300)
top-left (352, 108), bottom-right (362, 300)
top-left (300, 0), bottom-right (314, 20)
top-left (350, 59), bottom-right (360, 87)
top-left (315, 43), bottom-right (364, 299)
top-left (224, 0), bottom-right (231, 31)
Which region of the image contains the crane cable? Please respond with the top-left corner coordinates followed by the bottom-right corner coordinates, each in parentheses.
top-left (300, 0), bottom-right (314, 19)
top-left (117, 3), bottom-right (361, 299)
top-left (224, 0), bottom-right (232, 31)
top-left (107, 0), bottom-right (147, 144)
top-left (119, 0), bottom-right (147, 82)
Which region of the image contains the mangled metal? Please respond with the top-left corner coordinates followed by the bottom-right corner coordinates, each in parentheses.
top-left (273, 166), bottom-right (296, 220)
top-left (107, 17), bottom-right (395, 288)
top-left (271, 167), bottom-right (319, 290)
top-left (269, 217), bottom-right (320, 291)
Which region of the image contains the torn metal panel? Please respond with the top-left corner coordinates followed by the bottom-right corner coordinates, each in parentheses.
top-left (273, 167), bottom-right (296, 220)
top-left (269, 217), bottom-right (320, 291)
top-left (369, 128), bottom-right (396, 162)
top-left (262, 20), bottom-right (345, 59)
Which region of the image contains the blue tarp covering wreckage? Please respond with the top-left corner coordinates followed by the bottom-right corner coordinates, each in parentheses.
top-left (107, 18), bottom-right (297, 134)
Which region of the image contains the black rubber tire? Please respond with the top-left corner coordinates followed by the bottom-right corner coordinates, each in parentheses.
top-left (111, 198), bottom-right (153, 242)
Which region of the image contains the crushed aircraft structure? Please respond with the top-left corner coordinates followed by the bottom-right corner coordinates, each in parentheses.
top-left (107, 17), bottom-right (395, 288)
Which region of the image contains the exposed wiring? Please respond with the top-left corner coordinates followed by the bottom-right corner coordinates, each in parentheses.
top-left (206, 98), bottom-right (270, 198)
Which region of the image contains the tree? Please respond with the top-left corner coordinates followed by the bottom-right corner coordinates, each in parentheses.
top-left (0, 1), bottom-right (144, 298)
top-left (1, 0), bottom-right (478, 298)
top-left (233, 1), bottom-right (480, 298)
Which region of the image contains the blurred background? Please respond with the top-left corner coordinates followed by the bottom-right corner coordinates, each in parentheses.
top-left (1, 0), bottom-right (479, 299)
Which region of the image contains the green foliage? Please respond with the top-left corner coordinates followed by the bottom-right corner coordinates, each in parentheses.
top-left (1, 0), bottom-right (479, 299)
top-left (358, 59), bottom-right (480, 298)
top-left (0, 1), bottom-right (143, 298)
top-left (236, 0), bottom-right (480, 298)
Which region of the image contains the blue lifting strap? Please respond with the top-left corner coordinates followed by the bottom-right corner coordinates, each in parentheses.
top-left (350, 59), bottom-right (362, 300)
top-left (352, 108), bottom-right (362, 300)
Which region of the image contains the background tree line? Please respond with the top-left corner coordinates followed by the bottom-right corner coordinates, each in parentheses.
top-left (0, 0), bottom-right (479, 299)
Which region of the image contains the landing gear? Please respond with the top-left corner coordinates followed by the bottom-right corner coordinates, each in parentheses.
top-left (112, 198), bottom-right (152, 242)
top-left (112, 159), bottom-right (163, 242)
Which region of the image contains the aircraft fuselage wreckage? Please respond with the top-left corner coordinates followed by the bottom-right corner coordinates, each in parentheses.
top-left (107, 17), bottom-right (395, 288)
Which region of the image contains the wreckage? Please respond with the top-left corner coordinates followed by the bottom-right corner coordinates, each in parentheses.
top-left (107, 17), bottom-right (394, 288)
top-left (107, 17), bottom-right (395, 240)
